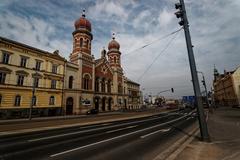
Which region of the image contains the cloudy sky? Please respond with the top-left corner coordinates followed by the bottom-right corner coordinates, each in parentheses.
top-left (1, 0), bottom-right (240, 98)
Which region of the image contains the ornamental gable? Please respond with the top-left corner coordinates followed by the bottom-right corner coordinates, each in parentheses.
top-left (95, 62), bottom-right (113, 80)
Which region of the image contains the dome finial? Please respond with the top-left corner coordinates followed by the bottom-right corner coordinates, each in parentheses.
top-left (112, 32), bottom-right (115, 40)
top-left (82, 9), bottom-right (86, 17)
top-left (101, 46), bottom-right (106, 58)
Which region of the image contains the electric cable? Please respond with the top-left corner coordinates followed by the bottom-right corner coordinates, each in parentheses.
top-left (137, 28), bottom-right (182, 82)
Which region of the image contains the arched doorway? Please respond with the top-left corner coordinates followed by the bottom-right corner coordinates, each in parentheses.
top-left (66, 97), bottom-right (73, 115)
top-left (94, 97), bottom-right (100, 110)
top-left (102, 97), bottom-right (106, 111)
top-left (108, 98), bottom-right (112, 111)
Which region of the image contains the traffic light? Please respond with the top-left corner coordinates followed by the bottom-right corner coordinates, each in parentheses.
top-left (175, 1), bottom-right (184, 26)
top-left (171, 88), bottom-right (174, 93)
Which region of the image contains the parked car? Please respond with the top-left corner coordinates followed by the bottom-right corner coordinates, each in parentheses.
top-left (86, 109), bottom-right (99, 115)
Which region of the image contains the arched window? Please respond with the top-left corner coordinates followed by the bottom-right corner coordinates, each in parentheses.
top-left (15, 95), bottom-right (21, 106)
top-left (69, 76), bottom-right (73, 89)
top-left (114, 57), bottom-right (117, 63)
top-left (101, 78), bottom-right (105, 93)
top-left (86, 40), bottom-right (89, 49)
top-left (95, 77), bottom-right (99, 92)
top-left (118, 84), bottom-right (122, 94)
top-left (0, 94), bottom-right (2, 104)
top-left (49, 96), bottom-right (55, 105)
top-left (80, 38), bottom-right (83, 47)
top-left (83, 74), bottom-right (90, 90)
top-left (107, 80), bottom-right (111, 93)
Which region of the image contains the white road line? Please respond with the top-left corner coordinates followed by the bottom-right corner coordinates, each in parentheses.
top-left (186, 117), bottom-right (192, 120)
top-left (50, 115), bottom-right (188, 158)
top-left (105, 125), bottom-right (138, 133)
top-left (140, 128), bottom-right (171, 139)
top-left (28, 114), bottom-right (173, 142)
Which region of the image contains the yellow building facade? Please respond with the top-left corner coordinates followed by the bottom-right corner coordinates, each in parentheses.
top-left (213, 67), bottom-right (240, 107)
top-left (0, 37), bottom-right (65, 118)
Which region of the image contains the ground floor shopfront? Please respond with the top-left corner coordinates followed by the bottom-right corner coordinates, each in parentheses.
top-left (63, 90), bottom-right (131, 115)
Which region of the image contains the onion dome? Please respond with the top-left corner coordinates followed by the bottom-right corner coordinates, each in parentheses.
top-left (74, 10), bottom-right (91, 32)
top-left (108, 33), bottom-right (120, 50)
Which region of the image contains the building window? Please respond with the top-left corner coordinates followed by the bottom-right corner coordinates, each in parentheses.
top-left (49, 96), bottom-right (55, 105)
top-left (51, 79), bottom-right (57, 89)
top-left (118, 84), bottom-right (122, 94)
top-left (108, 80), bottom-right (111, 93)
top-left (52, 64), bottom-right (58, 74)
top-left (14, 95), bottom-right (21, 106)
top-left (80, 38), bottom-right (83, 47)
top-left (35, 61), bottom-right (41, 71)
top-left (20, 57), bottom-right (27, 67)
top-left (33, 77), bottom-right (39, 88)
top-left (17, 75), bottom-right (24, 86)
top-left (0, 94), bottom-right (2, 105)
top-left (83, 75), bottom-right (90, 90)
top-left (0, 72), bottom-right (6, 84)
top-left (95, 77), bottom-right (99, 92)
top-left (86, 40), bottom-right (89, 48)
top-left (69, 76), bottom-right (73, 89)
top-left (114, 57), bottom-right (117, 63)
top-left (101, 78), bottom-right (105, 93)
top-left (32, 96), bottom-right (37, 106)
top-left (2, 52), bottom-right (10, 64)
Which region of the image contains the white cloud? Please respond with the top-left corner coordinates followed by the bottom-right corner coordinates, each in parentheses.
top-left (132, 10), bottom-right (152, 29)
top-left (158, 8), bottom-right (174, 27)
top-left (0, 12), bottom-right (70, 57)
top-left (88, 0), bottom-right (128, 21)
top-left (1, 0), bottom-right (240, 98)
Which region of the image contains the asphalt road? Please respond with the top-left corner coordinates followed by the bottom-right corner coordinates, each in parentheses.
top-left (0, 109), bottom-right (197, 160)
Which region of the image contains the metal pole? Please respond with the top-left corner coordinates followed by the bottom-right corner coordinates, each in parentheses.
top-left (198, 71), bottom-right (210, 108)
top-left (202, 73), bottom-right (210, 108)
top-left (180, 0), bottom-right (209, 140)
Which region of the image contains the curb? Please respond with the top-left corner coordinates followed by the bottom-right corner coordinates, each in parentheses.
top-left (153, 123), bottom-right (199, 160)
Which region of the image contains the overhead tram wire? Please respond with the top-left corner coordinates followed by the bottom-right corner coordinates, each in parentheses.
top-left (122, 27), bottom-right (183, 58)
top-left (137, 28), bottom-right (182, 82)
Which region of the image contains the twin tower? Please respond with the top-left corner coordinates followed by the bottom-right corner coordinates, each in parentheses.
top-left (69, 11), bottom-right (122, 70)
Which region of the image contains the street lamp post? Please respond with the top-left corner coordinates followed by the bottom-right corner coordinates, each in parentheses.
top-left (198, 71), bottom-right (210, 108)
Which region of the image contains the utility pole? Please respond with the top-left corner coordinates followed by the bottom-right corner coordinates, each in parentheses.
top-left (175, 0), bottom-right (209, 141)
top-left (29, 70), bottom-right (36, 120)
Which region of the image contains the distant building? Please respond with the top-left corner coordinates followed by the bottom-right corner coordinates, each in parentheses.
top-left (126, 78), bottom-right (141, 109)
top-left (0, 11), bottom-right (142, 118)
top-left (213, 66), bottom-right (240, 107)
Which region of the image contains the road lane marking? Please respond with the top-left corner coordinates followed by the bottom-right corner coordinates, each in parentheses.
top-left (140, 128), bottom-right (171, 139)
top-left (79, 123), bottom-right (113, 129)
top-left (50, 115), bottom-right (189, 158)
top-left (186, 117), bottom-right (192, 120)
top-left (105, 125), bottom-right (138, 133)
top-left (28, 114), bottom-right (176, 142)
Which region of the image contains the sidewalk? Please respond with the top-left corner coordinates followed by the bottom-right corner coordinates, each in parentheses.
top-left (168, 107), bottom-right (240, 160)
top-left (0, 111), bottom-right (123, 125)
top-left (0, 108), bottom-right (171, 136)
